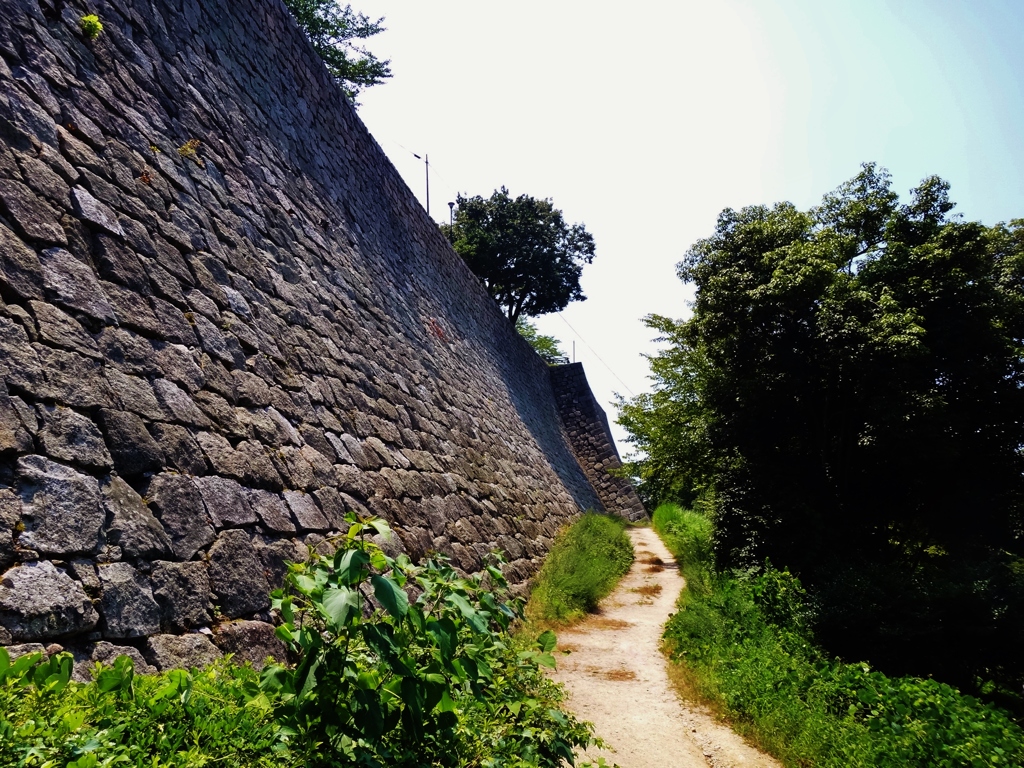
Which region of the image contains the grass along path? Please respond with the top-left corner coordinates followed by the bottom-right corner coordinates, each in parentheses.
top-left (548, 527), bottom-right (781, 768)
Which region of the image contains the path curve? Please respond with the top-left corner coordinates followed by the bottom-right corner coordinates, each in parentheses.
top-left (549, 527), bottom-right (782, 768)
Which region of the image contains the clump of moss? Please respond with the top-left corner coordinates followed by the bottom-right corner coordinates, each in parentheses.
top-left (80, 14), bottom-right (103, 40)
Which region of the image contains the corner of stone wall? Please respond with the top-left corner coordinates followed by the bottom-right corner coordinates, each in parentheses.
top-left (549, 363), bottom-right (647, 521)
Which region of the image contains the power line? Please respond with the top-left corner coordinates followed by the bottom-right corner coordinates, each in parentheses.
top-left (555, 312), bottom-right (636, 398)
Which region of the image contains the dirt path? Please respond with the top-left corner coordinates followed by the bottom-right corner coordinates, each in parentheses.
top-left (548, 527), bottom-right (782, 768)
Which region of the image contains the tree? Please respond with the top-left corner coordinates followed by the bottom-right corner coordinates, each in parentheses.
top-left (515, 318), bottom-right (567, 365)
top-left (442, 188), bottom-right (595, 325)
top-left (283, 0), bottom-right (392, 102)
top-left (619, 164), bottom-right (1024, 692)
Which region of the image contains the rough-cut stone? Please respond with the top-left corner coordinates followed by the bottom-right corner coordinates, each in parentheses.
top-left (146, 473), bottom-right (215, 560)
top-left (29, 300), bottom-right (100, 356)
top-left (0, 220), bottom-right (45, 299)
top-left (101, 477), bottom-right (172, 559)
top-left (255, 536), bottom-right (308, 588)
top-left (0, 561), bottom-right (98, 640)
top-left (150, 561), bottom-right (213, 631)
top-left (0, 488), bottom-right (20, 570)
top-left (70, 186), bottom-right (125, 237)
top-left (98, 409), bottom-right (164, 476)
top-left (0, 178), bottom-right (66, 245)
top-left (146, 633), bottom-right (223, 671)
top-left (74, 640), bottom-right (157, 681)
top-left (38, 248), bottom-right (116, 324)
top-left (36, 405), bottom-right (112, 469)
top-left (248, 489), bottom-right (295, 532)
top-left (150, 423), bottom-right (208, 475)
top-left (284, 489), bottom-right (330, 531)
top-left (213, 620), bottom-right (286, 669)
top-left (207, 529), bottom-right (271, 618)
top-left (97, 562), bottom-right (161, 638)
top-left (195, 476), bottom-right (256, 527)
top-left (17, 455), bottom-right (103, 555)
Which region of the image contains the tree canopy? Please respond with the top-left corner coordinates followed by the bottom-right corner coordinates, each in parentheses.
top-left (283, 0), bottom-right (391, 102)
top-left (442, 188), bottom-right (595, 325)
top-left (515, 318), bottom-right (567, 365)
top-left (619, 164), bottom-right (1024, 693)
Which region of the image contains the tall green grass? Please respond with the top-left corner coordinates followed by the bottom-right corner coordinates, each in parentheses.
top-left (527, 512), bottom-right (634, 625)
top-left (654, 502), bottom-right (1024, 767)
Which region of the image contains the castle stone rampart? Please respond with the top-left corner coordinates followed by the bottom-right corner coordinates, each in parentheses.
top-left (0, 0), bottom-right (637, 669)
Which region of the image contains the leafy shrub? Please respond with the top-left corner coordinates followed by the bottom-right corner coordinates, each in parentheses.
top-left (527, 512), bottom-right (634, 624)
top-left (0, 517), bottom-right (596, 767)
top-left (656, 507), bottom-right (1024, 767)
top-left (0, 650), bottom-right (286, 767)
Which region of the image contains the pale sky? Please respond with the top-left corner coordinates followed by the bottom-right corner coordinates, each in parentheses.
top-left (352, 0), bottom-right (1024, 455)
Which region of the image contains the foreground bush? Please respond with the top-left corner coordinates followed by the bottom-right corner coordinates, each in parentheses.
top-left (655, 503), bottom-right (1024, 767)
top-left (527, 512), bottom-right (634, 625)
top-left (0, 517), bottom-right (595, 767)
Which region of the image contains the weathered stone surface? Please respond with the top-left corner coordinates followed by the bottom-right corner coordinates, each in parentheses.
top-left (284, 489), bottom-right (330, 531)
top-left (98, 409), bottom-right (164, 476)
top-left (207, 529), bottom-right (271, 618)
top-left (39, 248), bottom-right (116, 324)
top-left (213, 620), bottom-right (286, 669)
top-left (74, 640), bottom-right (157, 681)
top-left (36, 405), bottom-right (112, 470)
top-left (150, 423), bottom-right (208, 475)
top-left (17, 455), bottom-right (103, 555)
top-left (0, 487), bottom-right (20, 570)
top-left (70, 186), bottom-right (125, 237)
top-left (247, 489), bottom-right (295, 532)
top-left (195, 476), bottom-right (256, 528)
top-left (146, 633), bottom-right (223, 671)
top-left (0, 178), bottom-right (66, 245)
top-left (0, 561), bottom-right (98, 640)
top-left (0, 220), bottom-right (44, 299)
top-left (255, 536), bottom-right (308, 588)
top-left (152, 379), bottom-right (211, 427)
top-left (101, 477), bottom-right (172, 559)
top-left (150, 561), bottom-right (212, 631)
top-left (146, 473), bottom-right (215, 560)
top-left (29, 300), bottom-right (100, 356)
top-left (97, 562), bottom-right (161, 638)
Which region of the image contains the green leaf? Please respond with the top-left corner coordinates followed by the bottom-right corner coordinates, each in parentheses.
top-left (322, 586), bottom-right (361, 627)
top-left (367, 518), bottom-right (392, 538)
top-left (334, 549), bottom-right (370, 586)
top-left (536, 653), bottom-right (557, 669)
top-left (437, 689), bottom-right (457, 713)
top-left (371, 574), bottom-right (409, 619)
top-left (446, 593), bottom-right (488, 633)
top-left (536, 630), bottom-right (557, 653)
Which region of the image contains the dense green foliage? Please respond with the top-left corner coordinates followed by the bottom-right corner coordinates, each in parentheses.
top-left (619, 165), bottom-right (1024, 698)
top-left (282, 0), bottom-right (391, 101)
top-left (0, 518), bottom-right (597, 767)
top-left (441, 188), bottom-right (595, 324)
top-left (654, 503), bottom-right (1024, 767)
top-left (516, 318), bottom-right (567, 365)
top-left (528, 513), bottom-right (634, 624)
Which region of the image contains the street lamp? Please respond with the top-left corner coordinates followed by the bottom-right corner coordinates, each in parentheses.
top-left (448, 201), bottom-right (454, 241)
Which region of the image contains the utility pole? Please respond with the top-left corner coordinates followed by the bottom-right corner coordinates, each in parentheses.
top-left (412, 153), bottom-right (430, 215)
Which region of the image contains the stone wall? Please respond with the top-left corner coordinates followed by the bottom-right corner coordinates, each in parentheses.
top-left (0, 0), bottom-right (627, 670)
top-left (550, 363), bottom-right (646, 522)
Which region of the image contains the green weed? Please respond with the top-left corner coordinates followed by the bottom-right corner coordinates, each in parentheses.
top-left (654, 503), bottom-right (1024, 767)
top-left (527, 512), bottom-right (634, 625)
top-left (79, 14), bottom-right (103, 40)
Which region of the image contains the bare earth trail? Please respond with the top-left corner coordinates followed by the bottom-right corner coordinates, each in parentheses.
top-left (549, 527), bottom-right (782, 768)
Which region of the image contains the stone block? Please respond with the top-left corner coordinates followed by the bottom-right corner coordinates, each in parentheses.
top-left (97, 562), bottom-right (161, 638)
top-left (36, 405), bottom-right (112, 470)
top-left (150, 561), bottom-right (213, 631)
top-left (17, 455), bottom-right (103, 556)
top-left (207, 529), bottom-right (270, 618)
top-left (39, 247), bottom-right (116, 323)
top-left (146, 633), bottom-right (222, 671)
top-left (146, 473), bottom-right (215, 560)
top-left (213, 620), bottom-right (286, 669)
top-left (284, 489), bottom-right (330, 531)
top-left (196, 476), bottom-right (256, 527)
top-left (98, 409), bottom-right (165, 476)
top-left (101, 477), bottom-right (172, 559)
top-left (0, 561), bottom-right (98, 640)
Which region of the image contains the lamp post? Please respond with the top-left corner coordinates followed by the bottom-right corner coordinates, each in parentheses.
top-left (448, 201), bottom-right (454, 241)
top-left (412, 152), bottom-right (429, 215)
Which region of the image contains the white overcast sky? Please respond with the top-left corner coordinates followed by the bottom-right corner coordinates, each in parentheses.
top-left (352, 0), bottom-right (1024, 455)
